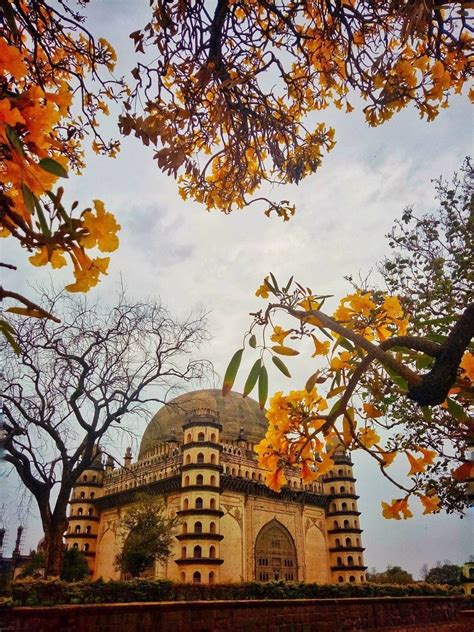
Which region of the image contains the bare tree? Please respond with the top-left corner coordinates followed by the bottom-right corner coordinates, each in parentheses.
top-left (1, 291), bottom-right (210, 576)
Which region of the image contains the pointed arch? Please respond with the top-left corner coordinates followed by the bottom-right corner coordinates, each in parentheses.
top-left (254, 519), bottom-right (297, 582)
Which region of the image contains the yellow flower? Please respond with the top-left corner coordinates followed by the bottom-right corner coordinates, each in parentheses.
top-left (311, 335), bottom-right (330, 356)
top-left (271, 325), bottom-right (290, 345)
top-left (29, 247), bottom-right (67, 269)
top-left (330, 351), bottom-right (353, 371)
top-left (419, 494), bottom-right (440, 515)
top-left (347, 292), bottom-right (375, 316)
top-left (381, 498), bottom-right (413, 520)
top-left (363, 402), bottom-right (383, 419)
top-left (406, 452), bottom-right (425, 476)
top-left (358, 427), bottom-right (381, 449)
top-left (378, 449), bottom-right (397, 468)
top-left (29, 247), bottom-right (49, 267)
top-left (315, 451), bottom-right (334, 476)
top-left (266, 467), bottom-right (287, 492)
top-left (383, 295), bottom-right (404, 319)
top-left (460, 352), bottom-right (474, 382)
top-left (81, 200), bottom-right (120, 252)
top-left (255, 277), bottom-right (270, 298)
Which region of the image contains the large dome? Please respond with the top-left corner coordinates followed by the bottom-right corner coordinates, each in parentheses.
top-left (138, 389), bottom-right (268, 459)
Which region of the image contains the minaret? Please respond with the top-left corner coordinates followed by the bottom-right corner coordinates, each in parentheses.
top-left (323, 445), bottom-right (367, 583)
top-left (175, 406), bottom-right (224, 584)
top-left (66, 447), bottom-right (104, 576)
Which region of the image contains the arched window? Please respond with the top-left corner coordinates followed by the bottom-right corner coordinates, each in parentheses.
top-left (197, 452), bottom-right (205, 464)
top-left (338, 576), bottom-right (344, 583)
top-left (331, 503), bottom-right (337, 512)
top-left (194, 521), bottom-right (202, 534)
top-left (232, 468), bottom-right (236, 476)
top-left (210, 454), bottom-right (216, 464)
top-left (341, 502), bottom-right (348, 511)
top-left (349, 575), bottom-right (356, 582)
top-left (209, 522), bottom-right (216, 534)
top-left (197, 432), bottom-right (205, 442)
top-left (209, 571), bottom-right (215, 584)
top-left (83, 475), bottom-right (87, 482)
top-left (184, 475), bottom-right (190, 486)
top-left (210, 475), bottom-right (216, 486)
top-left (75, 525), bottom-right (81, 533)
top-left (335, 538), bottom-right (341, 547)
top-left (83, 543), bottom-right (89, 552)
top-left (348, 556), bottom-right (354, 566)
top-left (85, 526), bottom-right (91, 534)
top-left (182, 522), bottom-right (188, 534)
top-left (193, 545), bottom-right (202, 558)
top-left (258, 474), bottom-right (263, 481)
top-left (90, 492), bottom-right (95, 499)
top-left (255, 519), bottom-right (297, 582)
top-left (345, 538), bottom-right (352, 547)
top-left (245, 471), bottom-right (249, 478)
top-left (80, 491), bottom-right (85, 499)
top-left (88, 508), bottom-right (94, 516)
top-left (337, 556), bottom-right (343, 566)
top-left (343, 520), bottom-right (350, 528)
top-left (340, 486), bottom-right (346, 493)
top-left (73, 543), bottom-right (79, 549)
top-left (77, 507), bottom-right (83, 516)
top-left (181, 546), bottom-right (186, 559)
top-left (338, 469), bottom-right (343, 476)
top-left (226, 467), bottom-right (231, 474)
top-left (333, 520), bottom-right (339, 529)
top-left (196, 474), bottom-right (204, 485)
top-left (193, 571), bottom-right (201, 584)
top-left (360, 575), bottom-right (364, 582)
top-left (209, 545), bottom-right (216, 559)
top-left (92, 476), bottom-right (97, 483)
top-left (252, 472), bottom-right (256, 480)
top-left (183, 498), bottom-right (189, 510)
top-left (210, 498), bottom-right (216, 510)
top-left (186, 433), bottom-right (192, 443)
top-left (330, 486), bottom-right (335, 494)
top-left (210, 433), bottom-right (216, 442)
top-left (185, 454), bottom-right (191, 464)
top-left (180, 571), bottom-right (186, 582)
top-left (195, 497), bottom-right (203, 509)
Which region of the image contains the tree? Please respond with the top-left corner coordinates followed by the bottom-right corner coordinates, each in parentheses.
top-left (367, 565), bottom-right (413, 585)
top-left (115, 494), bottom-right (179, 578)
top-left (0, 1), bottom-right (124, 335)
top-left (222, 163), bottom-right (473, 517)
top-left (423, 560), bottom-right (462, 586)
top-left (61, 548), bottom-right (89, 582)
top-left (1, 291), bottom-right (209, 576)
top-left (17, 551), bottom-right (45, 579)
top-left (123, 0), bottom-right (472, 218)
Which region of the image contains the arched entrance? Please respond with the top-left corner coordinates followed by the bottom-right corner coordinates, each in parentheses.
top-left (254, 519), bottom-right (297, 581)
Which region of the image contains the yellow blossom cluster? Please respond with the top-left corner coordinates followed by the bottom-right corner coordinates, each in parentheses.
top-left (0, 17), bottom-right (120, 295)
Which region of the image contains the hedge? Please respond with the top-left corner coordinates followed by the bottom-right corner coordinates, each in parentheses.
top-left (6, 578), bottom-right (464, 607)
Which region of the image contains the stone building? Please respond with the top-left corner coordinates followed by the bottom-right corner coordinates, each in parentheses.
top-left (66, 390), bottom-right (367, 584)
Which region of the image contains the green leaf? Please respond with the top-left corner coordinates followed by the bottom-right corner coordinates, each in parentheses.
top-left (269, 272), bottom-right (279, 293)
top-left (305, 371), bottom-right (321, 393)
top-left (421, 406), bottom-right (432, 422)
top-left (243, 359), bottom-right (261, 397)
top-left (21, 185), bottom-right (36, 215)
top-left (426, 333), bottom-right (448, 344)
top-left (6, 307), bottom-right (49, 319)
top-left (328, 397), bottom-right (342, 419)
top-left (258, 364), bottom-right (268, 410)
top-left (38, 157), bottom-right (68, 179)
top-left (0, 0), bottom-right (19, 39)
top-left (6, 125), bottom-right (23, 155)
top-left (446, 397), bottom-right (468, 422)
top-left (271, 345), bottom-right (299, 356)
top-left (222, 349), bottom-right (243, 397)
top-left (33, 197), bottom-right (51, 237)
top-left (384, 365), bottom-right (409, 391)
top-left (272, 355), bottom-right (291, 378)
top-left (283, 276), bottom-right (293, 293)
top-left (248, 334), bottom-right (257, 349)
top-left (334, 335), bottom-right (354, 352)
top-left (0, 320), bottom-right (20, 356)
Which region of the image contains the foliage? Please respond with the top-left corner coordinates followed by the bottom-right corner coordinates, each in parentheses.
top-left (223, 164), bottom-right (473, 518)
top-left (17, 551), bottom-right (45, 579)
top-left (423, 561), bottom-right (462, 586)
top-left (1, 290), bottom-right (209, 576)
top-left (123, 0), bottom-right (472, 218)
top-left (115, 494), bottom-right (179, 578)
top-left (366, 565), bottom-right (414, 585)
top-left (0, 1), bottom-right (125, 335)
top-left (61, 548), bottom-right (89, 583)
top-left (8, 577), bottom-right (461, 606)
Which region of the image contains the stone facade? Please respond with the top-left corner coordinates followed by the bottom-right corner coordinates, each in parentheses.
top-left (66, 390), bottom-right (367, 584)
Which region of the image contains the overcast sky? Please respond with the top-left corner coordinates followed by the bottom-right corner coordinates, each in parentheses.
top-left (1, 0), bottom-right (473, 576)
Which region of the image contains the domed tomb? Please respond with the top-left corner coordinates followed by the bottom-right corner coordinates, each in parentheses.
top-left (138, 389), bottom-right (268, 459)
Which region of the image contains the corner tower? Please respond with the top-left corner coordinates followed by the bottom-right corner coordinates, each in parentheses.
top-left (323, 446), bottom-right (367, 583)
top-left (66, 450), bottom-right (104, 576)
top-left (176, 407), bottom-right (224, 584)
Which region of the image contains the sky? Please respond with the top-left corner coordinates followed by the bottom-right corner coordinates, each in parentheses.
top-left (1, 0), bottom-right (473, 577)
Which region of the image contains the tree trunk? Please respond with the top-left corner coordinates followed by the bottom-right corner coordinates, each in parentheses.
top-left (43, 518), bottom-right (68, 577)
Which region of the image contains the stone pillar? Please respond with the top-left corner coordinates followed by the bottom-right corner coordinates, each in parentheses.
top-left (175, 407), bottom-right (224, 585)
top-left (66, 449), bottom-right (104, 576)
top-left (323, 447), bottom-right (367, 583)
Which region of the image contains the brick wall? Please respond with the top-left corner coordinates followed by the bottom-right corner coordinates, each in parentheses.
top-left (1, 596), bottom-right (472, 632)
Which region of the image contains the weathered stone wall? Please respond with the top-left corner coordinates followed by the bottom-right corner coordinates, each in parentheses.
top-left (1, 596), bottom-right (472, 632)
